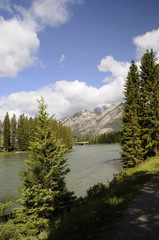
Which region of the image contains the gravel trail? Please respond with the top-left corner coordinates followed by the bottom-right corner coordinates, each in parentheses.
top-left (101, 174), bottom-right (159, 240)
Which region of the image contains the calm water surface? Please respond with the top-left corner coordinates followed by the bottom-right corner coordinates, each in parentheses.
top-left (0, 144), bottom-right (122, 201)
top-left (0, 153), bottom-right (28, 202)
top-left (66, 144), bottom-right (122, 197)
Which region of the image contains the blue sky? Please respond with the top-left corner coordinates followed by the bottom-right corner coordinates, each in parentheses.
top-left (0, 0), bottom-right (159, 120)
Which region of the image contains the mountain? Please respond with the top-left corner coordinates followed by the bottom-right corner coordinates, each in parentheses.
top-left (62, 102), bottom-right (123, 137)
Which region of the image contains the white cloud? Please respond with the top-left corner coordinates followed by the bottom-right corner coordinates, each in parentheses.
top-left (0, 79), bottom-right (124, 121)
top-left (133, 28), bottom-right (159, 58)
top-left (0, 0), bottom-right (80, 78)
top-left (16, 0), bottom-right (81, 31)
top-left (98, 55), bottom-right (130, 83)
top-left (30, 0), bottom-right (73, 29)
top-left (0, 17), bottom-right (40, 77)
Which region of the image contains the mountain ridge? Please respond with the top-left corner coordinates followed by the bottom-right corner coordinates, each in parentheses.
top-left (62, 102), bottom-right (123, 137)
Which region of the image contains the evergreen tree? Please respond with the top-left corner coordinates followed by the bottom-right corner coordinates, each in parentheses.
top-left (24, 116), bottom-right (30, 149)
top-left (3, 112), bottom-right (11, 151)
top-left (0, 120), bottom-right (3, 149)
top-left (57, 122), bottom-right (73, 149)
top-left (18, 97), bottom-right (75, 232)
top-left (17, 114), bottom-right (29, 150)
top-left (28, 117), bottom-right (35, 143)
top-left (63, 125), bottom-right (73, 149)
top-left (121, 60), bottom-right (143, 167)
top-left (97, 131), bottom-right (121, 144)
top-left (139, 49), bottom-right (159, 158)
top-left (10, 114), bottom-right (17, 150)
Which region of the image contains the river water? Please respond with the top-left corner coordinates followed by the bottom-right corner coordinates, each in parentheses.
top-left (0, 144), bottom-right (122, 201)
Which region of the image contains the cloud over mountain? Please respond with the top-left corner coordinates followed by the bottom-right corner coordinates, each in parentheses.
top-left (0, 80), bottom-right (124, 121)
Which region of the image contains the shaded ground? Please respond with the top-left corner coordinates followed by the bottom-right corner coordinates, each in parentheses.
top-left (100, 174), bottom-right (159, 240)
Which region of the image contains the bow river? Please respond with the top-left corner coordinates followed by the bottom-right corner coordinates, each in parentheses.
top-left (0, 144), bottom-right (122, 201)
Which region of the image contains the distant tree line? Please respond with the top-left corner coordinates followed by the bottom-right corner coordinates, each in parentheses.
top-left (96, 131), bottom-right (121, 144)
top-left (75, 131), bottom-right (121, 144)
top-left (121, 49), bottom-right (159, 168)
top-left (0, 112), bottom-right (73, 151)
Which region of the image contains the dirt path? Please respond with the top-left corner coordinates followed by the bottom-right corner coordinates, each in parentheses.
top-left (102, 174), bottom-right (159, 240)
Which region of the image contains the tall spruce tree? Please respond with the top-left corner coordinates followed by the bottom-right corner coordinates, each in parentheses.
top-left (139, 49), bottom-right (159, 158)
top-left (3, 112), bottom-right (11, 151)
top-left (121, 60), bottom-right (143, 167)
top-left (18, 97), bottom-right (75, 232)
top-left (0, 120), bottom-right (3, 149)
top-left (17, 114), bottom-right (29, 150)
top-left (28, 117), bottom-right (36, 143)
top-left (10, 114), bottom-right (17, 150)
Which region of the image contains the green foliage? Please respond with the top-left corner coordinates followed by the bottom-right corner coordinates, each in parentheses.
top-left (16, 97), bottom-right (74, 236)
top-left (121, 50), bottom-right (159, 167)
top-left (76, 131), bottom-right (121, 144)
top-left (120, 49), bottom-right (159, 165)
top-left (10, 114), bottom-right (17, 150)
top-left (139, 49), bottom-right (159, 158)
top-left (3, 112), bottom-right (11, 151)
top-left (17, 114), bottom-right (30, 151)
top-left (0, 120), bottom-right (3, 149)
top-left (97, 131), bottom-right (121, 144)
top-left (1, 109), bottom-right (73, 152)
top-left (121, 60), bottom-right (143, 167)
top-left (53, 121), bottom-right (73, 149)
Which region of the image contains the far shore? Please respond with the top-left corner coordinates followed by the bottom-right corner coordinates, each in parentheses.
top-left (0, 150), bottom-right (30, 156)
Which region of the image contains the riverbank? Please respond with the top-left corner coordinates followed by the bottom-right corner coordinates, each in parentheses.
top-left (0, 150), bottom-right (30, 156)
top-left (49, 155), bottom-right (159, 240)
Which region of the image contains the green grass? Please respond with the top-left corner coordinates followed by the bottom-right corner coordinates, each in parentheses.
top-left (48, 156), bottom-right (159, 240)
top-left (0, 151), bottom-right (17, 156)
top-left (0, 150), bottom-right (30, 156)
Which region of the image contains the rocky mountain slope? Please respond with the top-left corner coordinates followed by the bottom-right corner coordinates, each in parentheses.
top-left (62, 102), bottom-right (123, 137)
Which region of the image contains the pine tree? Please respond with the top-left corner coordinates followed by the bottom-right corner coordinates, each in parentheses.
top-left (63, 125), bottom-right (73, 149)
top-left (121, 60), bottom-right (143, 167)
top-left (3, 112), bottom-right (11, 151)
top-left (0, 120), bottom-right (3, 149)
top-left (18, 97), bottom-right (75, 231)
top-left (57, 122), bottom-right (73, 149)
top-left (10, 114), bottom-right (17, 150)
top-left (139, 49), bottom-right (159, 158)
top-left (28, 117), bottom-right (36, 143)
top-left (17, 114), bottom-right (29, 150)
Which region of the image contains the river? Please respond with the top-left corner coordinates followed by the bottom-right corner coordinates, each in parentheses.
top-left (0, 144), bottom-right (122, 201)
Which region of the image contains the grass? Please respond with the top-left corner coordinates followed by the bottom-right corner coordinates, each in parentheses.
top-left (48, 156), bottom-right (159, 240)
top-left (0, 150), bottom-right (30, 156)
top-left (0, 151), bottom-right (16, 156)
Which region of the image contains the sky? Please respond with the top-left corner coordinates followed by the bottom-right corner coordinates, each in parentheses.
top-left (0, 0), bottom-right (159, 120)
